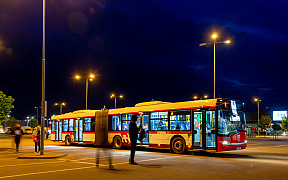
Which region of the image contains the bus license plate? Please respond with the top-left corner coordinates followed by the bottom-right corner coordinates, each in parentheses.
top-left (236, 147), bottom-right (241, 150)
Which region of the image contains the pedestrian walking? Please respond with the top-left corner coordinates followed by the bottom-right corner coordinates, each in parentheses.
top-left (95, 110), bottom-right (114, 170)
top-left (12, 124), bottom-right (23, 153)
top-left (33, 126), bottom-right (40, 153)
top-left (129, 114), bottom-right (141, 165)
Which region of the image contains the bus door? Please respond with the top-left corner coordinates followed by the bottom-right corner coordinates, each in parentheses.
top-left (193, 111), bottom-right (203, 148)
top-left (75, 119), bottom-right (79, 142)
top-left (206, 111), bottom-right (216, 148)
top-left (59, 120), bottom-right (62, 141)
top-left (141, 114), bottom-right (149, 145)
top-left (55, 121), bottom-right (59, 141)
top-left (74, 119), bottom-right (83, 143)
top-left (79, 119), bottom-right (83, 142)
top-left (193, 110), bottom-right (216, 149)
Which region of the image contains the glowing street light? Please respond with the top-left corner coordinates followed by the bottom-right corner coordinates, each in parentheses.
top-left (54, 102), bottom-right (66, 114)
top-left (200, 34), bottom-right (231, 99)
top-left (254, 98), bottom-right (262, 136)
top-left (110, 94), bottom-right (123, 109)
top-left (34, 106), bottom-right (41, 121)
top-left (75, 74), bottom-right (95, 110)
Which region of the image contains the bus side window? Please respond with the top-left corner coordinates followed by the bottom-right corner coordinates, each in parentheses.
top-left (111, 115), bottom-right (121, 131)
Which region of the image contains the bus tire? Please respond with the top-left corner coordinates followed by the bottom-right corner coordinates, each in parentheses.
top-left (65, 136), bottom-right (71, 146)
top-left (171, 136), bottom-right (186, 154)
top-left (113, 136), bottom-right (122, 149)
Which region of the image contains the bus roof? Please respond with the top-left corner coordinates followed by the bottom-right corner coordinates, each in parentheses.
top-left (51, 110), bottom-right (99, 120)
top-left (109, 99), bottom-right (218, 115)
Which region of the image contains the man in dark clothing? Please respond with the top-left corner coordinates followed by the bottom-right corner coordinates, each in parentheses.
top-left (13, 124), bottom-right (23, 153)
top-left (129, 114), bottom-right (140, 165)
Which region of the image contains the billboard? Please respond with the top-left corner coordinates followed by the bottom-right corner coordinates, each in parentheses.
top-left (273, 111), bottom-right (287, 121)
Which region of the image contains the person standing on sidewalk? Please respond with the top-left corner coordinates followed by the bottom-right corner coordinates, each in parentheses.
top-left (129, 114), bottom-right (140, 165)
top-left (13, 124), bottom-right (23, 153)
top-left (33, 126), bottom-right (41, 153)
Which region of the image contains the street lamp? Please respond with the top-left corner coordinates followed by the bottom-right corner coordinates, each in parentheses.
top-left (54, 102), bottom-right (66, 114)
top-left (193, 95), bottom-right (208, 100)
top-left (200, 34), bottom-right (231, 99)
top-left (35, 106), bottom-right (41, 121)
top-left (75, 74), bottom-right (95, 110)
top-left (110, 94), bottom-right (123, 109)
top-left (254, 98), bottom-right (261, 136)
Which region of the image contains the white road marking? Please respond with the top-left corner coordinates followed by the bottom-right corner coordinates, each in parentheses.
top-left (0, 156), bottom-right (176, 178)
top-left (0, 160), bottom-right (66, 168)
top-left (74, 156), bottom-right (176, 166)
top-left (0, 166), bottom-right (95, 179)
top-left (275, 145), bottom-right (288, 147)
top-left (235, 158), bottom-right (288, 165)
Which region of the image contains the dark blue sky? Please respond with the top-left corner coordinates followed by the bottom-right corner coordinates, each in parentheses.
top-left (0, 0), bottom-right (287, 119)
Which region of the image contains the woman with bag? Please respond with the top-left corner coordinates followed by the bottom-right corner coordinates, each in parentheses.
top-left (33, 126), bottom-right (40, 153)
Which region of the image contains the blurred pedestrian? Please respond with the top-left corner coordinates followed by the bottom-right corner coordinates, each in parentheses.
top-left (12, 124), bottom-right (23, 153)
top-left (33, 126), bottom-right (40, 153)
top-left (96, 148), bottom-right (114, 170)
top-left (95, 111), bottom-right (114, 170)
top-left (129, 114), bottom-right (140, 165)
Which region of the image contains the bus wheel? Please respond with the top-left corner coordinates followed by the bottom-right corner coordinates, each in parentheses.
top-left (113, 136), bottom-right (122, 149)
top-left (65, 136), bottom-right (71, 146)
top-left (171, 137), bottom-right (186, 154)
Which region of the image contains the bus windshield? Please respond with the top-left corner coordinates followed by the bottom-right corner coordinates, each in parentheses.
top-left (218, 101), bottom-right (246, 136)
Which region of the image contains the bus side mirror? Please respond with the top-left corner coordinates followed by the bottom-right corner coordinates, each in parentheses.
top-left (211, 130), bottom-right (216, 134)
top-left (192, 130), bottom-right (197, 134)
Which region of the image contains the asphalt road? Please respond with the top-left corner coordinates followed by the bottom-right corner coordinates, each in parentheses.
top-left (0, 134), bottom-right (287, 180)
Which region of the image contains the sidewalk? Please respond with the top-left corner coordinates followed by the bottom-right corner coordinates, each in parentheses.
top-left (18, 152), bottom-right (67, 159)
top-left (247, 135), bottom-right (288, 141)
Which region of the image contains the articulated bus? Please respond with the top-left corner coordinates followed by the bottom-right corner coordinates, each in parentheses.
top-left (50, 98), bottom-right (247, 153)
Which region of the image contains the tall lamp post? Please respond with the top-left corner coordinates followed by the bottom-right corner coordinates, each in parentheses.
top-left (54, 103), bottom-right (65, 114)
top-left (254, 98), bottom-right (261, 136)
top-left (200, 34), bottom-right (230, 99)
top-left (110, 94), bottom-right (123, 109)
top-left (75, 74), bottom-right (94, 110)
top-left (40, 0), bottom-right (47, 155)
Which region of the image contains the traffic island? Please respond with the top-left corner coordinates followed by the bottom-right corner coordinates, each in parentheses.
top-left (18, 152), bottom-right (67, 159)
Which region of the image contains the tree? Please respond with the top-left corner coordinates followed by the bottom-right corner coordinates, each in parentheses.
top-left (6, 117), bottom-right (19, 129)
top-left (29, 118), bottom-right (39, 128)
top-left (0, 91), bottom-right (15, 123)
top-left (272, 123), bottom-right (282, 131)
top-left (257, 115), bottom-right (272, 134)
top-left (282, 116), bottom-right (288, 133)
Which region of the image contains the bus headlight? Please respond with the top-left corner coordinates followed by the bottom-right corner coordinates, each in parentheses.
top-left (245, 140), bottom-right (247, 144)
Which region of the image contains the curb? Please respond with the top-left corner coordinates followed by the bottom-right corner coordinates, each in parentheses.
top-left (17, 153), bottom-right (67, 159)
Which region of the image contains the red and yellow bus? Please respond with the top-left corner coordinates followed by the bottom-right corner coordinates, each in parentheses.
top-left (51, 98), bottom-right (247, 153)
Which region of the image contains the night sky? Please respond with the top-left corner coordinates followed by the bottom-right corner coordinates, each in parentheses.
top-left (1, 0), bottom-right (287, 119)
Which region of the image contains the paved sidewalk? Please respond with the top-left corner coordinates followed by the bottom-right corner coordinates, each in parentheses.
top-left (18, 152), bottom-right (67, 159)
top-left (247, 135), bottom-right (288, 141)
